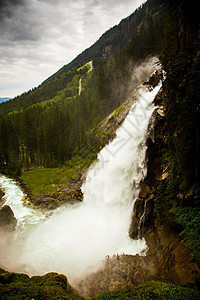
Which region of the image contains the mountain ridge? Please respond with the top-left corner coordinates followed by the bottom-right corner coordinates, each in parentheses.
top-left (0, 97), bottom-right (10, 103)
top-left (0, 0), bottom-right (162, 114)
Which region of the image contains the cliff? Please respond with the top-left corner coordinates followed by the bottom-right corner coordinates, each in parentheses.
top-left (73, 85), bottom-right (200, 298)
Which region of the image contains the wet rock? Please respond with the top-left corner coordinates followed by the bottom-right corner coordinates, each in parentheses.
top-left (156, 106), bottom-right (165, 117)
top-left (129, 197), bottom-right (155, 239)
top-left (0, 189), bottom-right (5, 207)
top-left (0, 205), bottom-right (17, 231)
top-left (143, 70), bottom-right (161, 88)
top-left (76, 219), bottom-right (200, 299)
top-left (139, 184), bottom-right (151, 198)
top-left (27, 179), bottom-right (83, 210)
top-left (145, 220), bottom-right (200, 287)
top-left (154, 89), bottom-right (163, 105)
top-left (76, 254), bottom-right (158, 298)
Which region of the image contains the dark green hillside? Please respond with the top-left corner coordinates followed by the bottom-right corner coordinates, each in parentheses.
top-left (0, 0), bottom-right (162, 115)
top-left (0, 0), bottom-right (200, 298)
top-left (0, 0), bottom-right (165, 175)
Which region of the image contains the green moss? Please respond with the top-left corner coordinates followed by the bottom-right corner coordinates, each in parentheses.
top-left (96, 281), bottom-right (200, 299)
top-left (0, 270), bottom-right (82, 299)
top-left (171, 206), bottom-right (200, 263)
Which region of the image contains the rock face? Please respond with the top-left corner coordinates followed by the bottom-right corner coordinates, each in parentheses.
top-left (129, 195), bottom-right (155, 239)
top-left (76, 215), bottom-right (199, 298)
top-left (145, 220), bottom-right (200, 287)
top-left (76, 254), bottom-right (158, 298)
top-left (0, 189), bottom-right (5, 207)
top-left (20, 178), bottom-right (83, 210)
top-left (0, 205), bottom-right (17, 231)
top-left (76, 85), bottom-right (200, 298)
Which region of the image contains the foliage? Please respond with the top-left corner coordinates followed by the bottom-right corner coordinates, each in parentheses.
top-left (152, 0), bottom-right (200, 265)
top-left (0, 270), bottom-right (82, 299)
top-left (171, 206), bottom-right (200, 262)
top-left (96, 281), bottom-right (200, 299)
top-left (21, 149), bottom-right (96, 193)
top-left (160, 0), bottom-right (200, 186)
top-left (0, 0), bottom-right (166, 176)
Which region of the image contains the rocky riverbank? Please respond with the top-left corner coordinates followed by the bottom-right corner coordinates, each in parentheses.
top-left (16, 177), bottom-right (83, 210)
top-left (0, 188), bottom-right (17, 232)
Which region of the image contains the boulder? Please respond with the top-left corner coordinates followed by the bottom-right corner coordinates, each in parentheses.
top-left (0, 205), bottom-right (17, 231)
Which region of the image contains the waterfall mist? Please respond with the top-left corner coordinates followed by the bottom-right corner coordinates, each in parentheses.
top-left (0, 80), bottom-right (161, 285)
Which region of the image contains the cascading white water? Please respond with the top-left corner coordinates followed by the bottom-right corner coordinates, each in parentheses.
top-left (0, 81), bottom-right (161, 284)
top-left (0, 175), bottom-right (46, 230)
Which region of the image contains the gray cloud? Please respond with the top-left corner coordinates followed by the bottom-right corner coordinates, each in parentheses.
top-left (0, 0), bottom-right (145, 97)
top-left (0, 0), bottom-right (24, 21)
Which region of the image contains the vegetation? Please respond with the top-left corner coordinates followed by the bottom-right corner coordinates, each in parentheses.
top-left (96, 281), bottom-right (200, 299)
top-left (0, 0), bottom-right (200, 297)
top-left (0, 0), bottom-right (165, 176)
top-left (1, 271), bottom-right (199, 300)
top-left (21, 149), bottom-right (96, 193)
top-left (152, 0), bottom-right (200, 263)
top-left (0, 269), bottom-right (82, 299)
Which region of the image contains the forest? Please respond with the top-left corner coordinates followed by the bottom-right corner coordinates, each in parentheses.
top-left (0, 0), bottom-right (199, 218)
top-left (0, 0), bottom-right (200, 298)
top-left (0, 0), bottom-right (165, 176)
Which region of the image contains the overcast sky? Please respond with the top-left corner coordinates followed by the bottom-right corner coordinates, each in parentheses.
top-left (0, 0), bottom-right (145, 98)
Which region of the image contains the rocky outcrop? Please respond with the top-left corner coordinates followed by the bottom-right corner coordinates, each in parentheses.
top-left (0, 189), bottom-right (5, 207)
top-left (145, 220), bottom-right (200, 287)
top-left (0, 205), bottom-right (17, 231)
top-left (129, 87), bottom-right (167, 240)
top-left (0, 269), bottom-right (82, 299)
top-left (88, 71), bottom-right (161, 153)
top-left (76, 83), bottom-right (200, 298)
top-left (76, 253), bottom-right (158, 298)
top-left (21, 179), bottom-right (83, 210)
top-left (77, 206), bottom-right (199, 298)
top-left (126, 86), bottom-right (200, 296)
top-left (77, 221), bottom-right (200, 298)
top-left (87, 93), bottom-right (136, 152)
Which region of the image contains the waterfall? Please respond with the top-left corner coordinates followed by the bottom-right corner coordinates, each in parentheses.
top-left (0, 81), bottom-right (161, 283)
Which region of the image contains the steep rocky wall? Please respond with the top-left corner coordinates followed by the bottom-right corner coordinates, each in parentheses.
top-left (129, 87), bottom-right (200, 290)
top-left (0, 189), bottom-right (5, 207)
top-left (76, 87), bottom-right (200, 298)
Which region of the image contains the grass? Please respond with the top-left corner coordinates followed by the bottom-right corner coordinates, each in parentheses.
top-left (21, 167), bottom-right (74, 193)
top-left (96, 281), bottom-right (200, 299)
top-left (20, 150), bottom-right (97, 194)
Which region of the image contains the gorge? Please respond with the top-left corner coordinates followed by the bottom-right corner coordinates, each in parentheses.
top-left (0, 78), bottom-right (161, 288)
top-left (0, 0), bottom-right (200, 298)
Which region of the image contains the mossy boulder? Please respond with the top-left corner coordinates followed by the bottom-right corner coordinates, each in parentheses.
top-left (0, 269), bottom-right (82, 299)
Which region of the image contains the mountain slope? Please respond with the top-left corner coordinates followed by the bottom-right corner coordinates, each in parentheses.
top-left (0, 98), bottom-right (10, 103)
top-left (0, 0), bottom-right (163, 115)
top-left (0, 0), bottom-right (166, 174)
